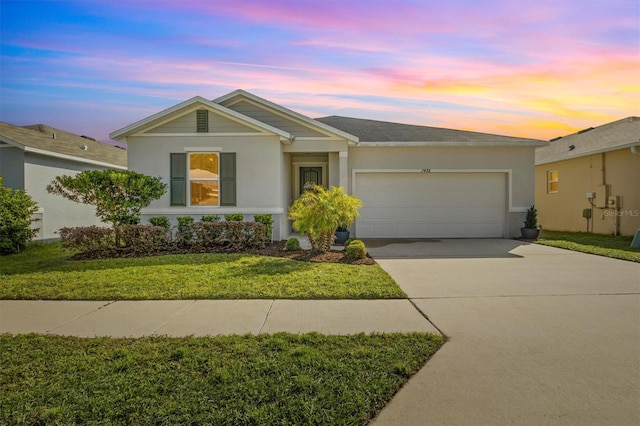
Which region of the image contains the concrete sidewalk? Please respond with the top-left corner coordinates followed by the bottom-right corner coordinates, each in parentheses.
top-left (0, 299), bottom-right (440, 337)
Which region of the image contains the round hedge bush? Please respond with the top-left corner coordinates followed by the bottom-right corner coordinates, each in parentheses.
top-left (345, 239), bottom-right (367, 260)
top-left (285, 237), bottom-right (301, 251)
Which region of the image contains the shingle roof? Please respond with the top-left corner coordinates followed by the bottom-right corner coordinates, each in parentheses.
top-left (535, 117), bottom-right (640, 165)
top-left (0, 122), bottom-right (127, 168)
top-left (315, 116), bottom-right (547, 146)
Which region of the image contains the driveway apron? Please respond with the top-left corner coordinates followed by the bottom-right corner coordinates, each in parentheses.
top-left (368, 239), bottom-right (640, 426)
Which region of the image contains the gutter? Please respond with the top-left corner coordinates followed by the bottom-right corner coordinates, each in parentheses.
top-left (631, 144), bottom-right (640, 156)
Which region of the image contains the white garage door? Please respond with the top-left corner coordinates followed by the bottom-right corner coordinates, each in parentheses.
top-left (355, 172), bottom-right (506, 238)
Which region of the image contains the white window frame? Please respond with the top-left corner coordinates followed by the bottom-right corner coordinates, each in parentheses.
top-left (188, 151), bottom-right (220, 207)
top-left (547, 170), bottom-right (559, 194)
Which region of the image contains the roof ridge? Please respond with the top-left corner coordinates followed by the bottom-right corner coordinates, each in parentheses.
top-left (317, 115), bottom-right (545, 142)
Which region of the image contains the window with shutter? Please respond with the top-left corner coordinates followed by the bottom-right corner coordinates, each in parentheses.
top-left (170, 151), bottom-right (236, 207)
top-left (220, 153), bottom-right (236, 206)
top-left (170, 153), bottom-right (186, 206)
top-left (196, 110), bottom-right (208, 133)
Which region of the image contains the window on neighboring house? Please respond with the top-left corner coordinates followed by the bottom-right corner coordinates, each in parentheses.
top-left (170, 152), bottom-right (236, 206)
top-left (196, 110), bottom-right (208, 132)
top-left (547, 170), bottom-right (559, 193)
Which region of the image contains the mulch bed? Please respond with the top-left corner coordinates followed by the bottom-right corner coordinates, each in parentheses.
top-left (71, 240), bottom-right (376, 265)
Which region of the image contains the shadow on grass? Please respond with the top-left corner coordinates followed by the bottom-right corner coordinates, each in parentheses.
top-left (1, 245), bottom-right (313, 276)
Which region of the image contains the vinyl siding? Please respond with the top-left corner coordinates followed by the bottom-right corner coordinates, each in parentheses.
top-left (227, 100), bottom-right (325, 137)
top-left (148, 110), bottom-right (260, 133)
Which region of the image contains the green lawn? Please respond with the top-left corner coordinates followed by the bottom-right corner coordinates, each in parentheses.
top-left (0, 333), bottom-right (443, 425)
top-left (537, 230), bottom-right (640, 262)
top-left (0, 243), bottom-right (405, 300)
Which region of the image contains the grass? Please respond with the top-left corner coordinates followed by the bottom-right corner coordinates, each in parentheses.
top-left (537, 230), bottom-right (640, 262)
top-left (0, 243), bottom-right (405, 300)
top-left (0, 332), bottom-right (444, 425)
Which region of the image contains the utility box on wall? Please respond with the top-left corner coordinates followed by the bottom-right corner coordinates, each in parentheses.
top-left (607, 195), bottom-right (621, 209)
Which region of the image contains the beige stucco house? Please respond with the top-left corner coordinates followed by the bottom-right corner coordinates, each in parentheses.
top-left (535, 117), bottom-right (640, 236)
top-left (111, 89), bottom-right (547, 240)
top-left (0, 122), bottom-right (127, 240)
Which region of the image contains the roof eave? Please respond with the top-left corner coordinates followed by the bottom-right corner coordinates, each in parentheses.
top-left (535, 141), bottom-right (640, 165)
top-left (109, 96), bottom-right (291, 141)
top-left (357, 140), bottom-right (549, 147)
top-left (215, 90), bottom-right (359, 143)
top-left (0, 135), bottom-right (26, 150)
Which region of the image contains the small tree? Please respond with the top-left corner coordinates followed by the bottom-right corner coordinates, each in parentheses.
top-left (0, 175), bottom-right (39, 255)
top-left (288, 185), bottom-right (362, 252)
top-left (523, 205), bottom-right (539, 229)
top-left (47, 170), bottom-right (166, 244)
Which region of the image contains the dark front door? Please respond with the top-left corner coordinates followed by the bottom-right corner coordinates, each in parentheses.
top-left (299, 167), bottom-right (322, 194)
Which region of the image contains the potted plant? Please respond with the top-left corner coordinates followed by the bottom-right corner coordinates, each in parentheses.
top-left (521, 205), bottom-right (540, 240)
top-left (335, 225), bottom-right (350, 245)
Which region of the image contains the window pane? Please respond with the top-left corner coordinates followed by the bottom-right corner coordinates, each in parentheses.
top-left (548, 170), bottom-right (558, 181)
top-left (191, 181), bottom-right (219, 205)
top-left (189, 153), bottom-right (218, 178)
top-left (548, 182), bottom-right (559, 192)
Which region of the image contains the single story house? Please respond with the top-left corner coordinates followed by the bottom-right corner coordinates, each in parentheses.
top-left (535, 116), bottom-right (640, 236)
top-left (0, 122), bottom-right (127, 240)
top-left (110, 89), bottom-right (547, 240)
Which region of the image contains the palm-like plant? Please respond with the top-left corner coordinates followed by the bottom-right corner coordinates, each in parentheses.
top-left (288, 185), bottom-right (362, 252)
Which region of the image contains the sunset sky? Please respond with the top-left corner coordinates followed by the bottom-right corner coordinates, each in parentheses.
top-left (1, 0), bottom-right (638, 145)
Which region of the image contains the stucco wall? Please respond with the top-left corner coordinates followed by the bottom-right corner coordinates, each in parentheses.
top-left (0, 146), bottom-right (25, 189)
top-left (127, 134), bottom-right (287, 237)
top-left (24, 153), bottom-right (112, 240)
top-left (535, 149), bottom-right (640, 236)
top-left (348, 145), bottom-right (536, 238)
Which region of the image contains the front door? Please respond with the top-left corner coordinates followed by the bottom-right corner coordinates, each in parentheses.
top-left (299, 166), bottom-right (323, 194)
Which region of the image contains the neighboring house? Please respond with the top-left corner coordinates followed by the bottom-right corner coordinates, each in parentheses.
top-left (535, 116), bottom-right (640, 236)
top-left (0, 122), bottom-right (127, 240)
top-left (110, 89), bottom-right (547, 240)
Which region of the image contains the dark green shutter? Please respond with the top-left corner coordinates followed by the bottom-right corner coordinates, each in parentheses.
top-left (220, 152), bottom-right (236, 206)
top-left (196, 110), bottom-right (208, 132)
top-left (170, 153), bottom-right (187, 206)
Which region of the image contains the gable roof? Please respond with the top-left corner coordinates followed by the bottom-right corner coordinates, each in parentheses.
top-left (110, 96), bottom-right (291, 142)
top-left (0, 122), bottom-right (127, 168)
top-left (316, 116), bottom-right (548, 147)
top-left (535, 116), bottom-right (640, 165)
top-left (214, 90), bottom-right (359, 143)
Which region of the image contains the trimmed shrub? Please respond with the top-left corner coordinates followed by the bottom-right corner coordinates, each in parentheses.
top-left (345, 239), bottom-right (367, 260)
top-left (224, 213), bottom-right (244, 222)
top-left (58, 226), bottom-right (115, 253)
top-left (0, 176), bottom-right (39, 255)
top-left (149, 216), bottom-right (171, 229)
top-left (223, 221), bottom-right (266, 249)
top-left (192, 221), bottom-right (267, 250)
top-left (254, 214), bottom-right (273, 240)
top-left (176, 216), bottom-right (195, 246)
top-left (193, 222), bottom-right (224, 247)
top-left (344, 238), bottom-right (354, 248)
top-left (201, 215), bottom-right (220, 223)
top-left (119, 224), bottom-right (170, 253)
top-left (285, 237), bottom-right (301, 251)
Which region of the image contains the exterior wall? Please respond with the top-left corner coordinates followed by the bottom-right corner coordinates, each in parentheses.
top-left (148, 110), bottom-right (259, 133)
top-left (535, 148), bottom-right (640, 236)
top-left (127, 134), bottom-right (287, 238)
top-left (0, 146), bottom-right (25, 189)
top-left (24, 153), bottom-right (112, 240)
top-left (348, 145), bottom-right (536, 238)
top-left (226, 100), bottom-right (325, 137)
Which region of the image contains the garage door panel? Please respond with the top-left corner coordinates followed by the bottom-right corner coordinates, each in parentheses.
top-left (355, 173), bottom-right (506, 238)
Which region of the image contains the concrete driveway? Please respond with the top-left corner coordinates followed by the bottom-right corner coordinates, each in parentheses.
top-left (368, 239), bottom-right (640, 426)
